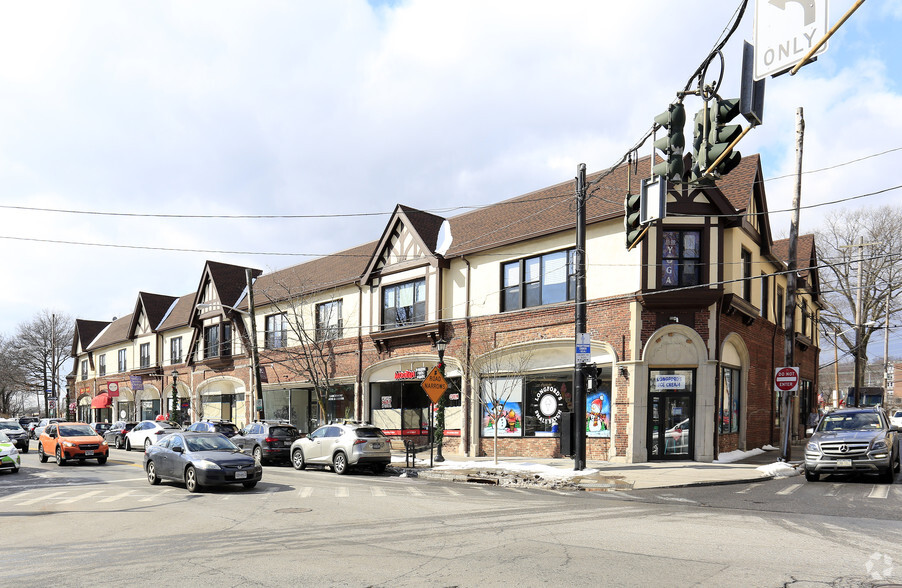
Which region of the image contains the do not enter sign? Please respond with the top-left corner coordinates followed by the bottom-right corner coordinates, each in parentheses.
top-left (774, 367), bottom-right (800, 392)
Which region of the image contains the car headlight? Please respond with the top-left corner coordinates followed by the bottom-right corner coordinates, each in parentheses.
top-left (62, 441), bottom-right (76, 448)
top-left (194, 460), bottom-right (222, 471)
top-left (102, 441), bottom-right (108, 446)
top-left (871, 440), bottom-right (888, 451)
top-left (806, 442), bottom-right (819, 452)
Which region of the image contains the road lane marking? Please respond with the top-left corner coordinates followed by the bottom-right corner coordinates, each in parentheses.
top-left (100, 491), bottom-right (136, 503)
top-left (736, 483), bottom-right (763, 494)
top-left (298, 487), bottom-right (313, 498)
top-left (17, 490), bottom-right (69, 505)
top-left (335, 487), bottom-right (349, 498)
top-left (372, 487), bottom-right (386, 497)
top-left (442, 487), bottom-right (461, 496)
top-left (60, 490), bottom-right (103, 504)
top-left (776, 484), bottom-right (803, 496)
top-left (824, 484), bottom-right (842, 497)
top-left (867, 485), bottom-right (890, 499)
top-left (406, 487), bottom-right (424, 496)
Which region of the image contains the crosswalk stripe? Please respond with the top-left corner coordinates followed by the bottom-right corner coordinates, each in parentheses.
top-left (442, 487), bottom-right (461, 496)
top-left (867, 485), bottom-right (890, 499)
top-left (18, 490), bottom-right (68, 505)
top-left (60, 490), bottom-right (103, 504)
top-left (824, 484), bottom-right (842, 497)
top-left (735, 483), bottom-right (763, 494)
top-left (406, 487), bottom-right (424, 496)
top-left (372, 487), bottom-right (386, 497)
top-left (776, 484), bottom-right (803, 496)
top-left (298, 487), bottom-right (313, 498)
top-left (335, 487), bottom-right (349, 498)
top-left (99, 491), bottom-right (135, 503)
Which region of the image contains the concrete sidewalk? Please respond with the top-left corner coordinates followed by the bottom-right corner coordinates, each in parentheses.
top-left (391, 442), bottom-right (806, 491)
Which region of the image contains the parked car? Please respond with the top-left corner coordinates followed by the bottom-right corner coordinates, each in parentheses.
top-left (186, 419), bottom-right (240, 438)
top-left (0, 432), bottom-right (21, 474)
top-left (890, 410), bottom-right (902, 429)
top-left (37, 422), bottom-right (109, 466)
top-left (232, 420), bottom-right (301, 464)
top-left (290, 421), bottom-right (391, 475)
top-left (804, 407), bottom-right (901, 483)
top-left (103, 421), bottom-right (138, 449)
top-left (0, 419), bottom-right (30, 453)
top-left (32, 417), bottom-right (62, 439)
top-left (90, 422), bottom-right (114, 437)
top-left (125, 420), bottom-right (182, 451)
top-left (144, 431), bottom-right (262, 493)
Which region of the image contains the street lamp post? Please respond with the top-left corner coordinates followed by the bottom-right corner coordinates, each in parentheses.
top-left (170, 369), bottom-right (180, 423)
top-left (434, 338), bottom-right (449, 463)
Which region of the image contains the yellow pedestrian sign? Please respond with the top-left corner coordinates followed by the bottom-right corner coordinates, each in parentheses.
top-left (421, 366), bottom-right (448, 403)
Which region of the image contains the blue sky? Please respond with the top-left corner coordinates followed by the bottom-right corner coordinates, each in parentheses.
top-left (0, 0), bottom-right (899, 361)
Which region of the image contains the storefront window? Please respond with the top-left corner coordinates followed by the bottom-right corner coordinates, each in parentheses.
top-left (586, 366), bottom-right (612, 438)
top-left (370, 379), bottom-right (461, 436)
top-left (480, 373), bottom-right (573, 438)
top-left (720, 366), bottom-right (740, 434)
top-left (264, 388), bottom-right (314, 432)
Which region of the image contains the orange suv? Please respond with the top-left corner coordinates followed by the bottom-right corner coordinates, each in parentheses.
top-left (38, 422), bottom-right (109, 466)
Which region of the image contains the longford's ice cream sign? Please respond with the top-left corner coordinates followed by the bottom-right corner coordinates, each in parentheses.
top-left (654, 374), bottom-right (686, 390)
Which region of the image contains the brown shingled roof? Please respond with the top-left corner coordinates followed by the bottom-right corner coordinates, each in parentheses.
top-left (88, 314), bottom-right (134, 350)
top-left (71, 319), bottom-right (110, 357)
top-left (157, 293), bottom-right (196, 331)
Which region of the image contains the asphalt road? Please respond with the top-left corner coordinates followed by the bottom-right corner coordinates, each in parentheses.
top-left (2, 443), bottom-right (901, 587)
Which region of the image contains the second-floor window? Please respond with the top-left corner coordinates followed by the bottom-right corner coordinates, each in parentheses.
top-left (118, 349), bottom-right (127, 372)
top-left (316, 301), bottom-right (343, 340)
top-left (661, 231), bottom-right (700, 287)
top-left (139, 343), bottom-right (150, 369)
top-left (171, 337), bottom-right (182, 365)
top-left (502, 249), bottom-right (576, 311)
top-left (81, 360), bottom-right (88, 380)
top-left (265, 313), bottom-right (288, 349)
top-left (382, 279), bottom-right (426, 328)
top-left (204, 323), bottom-right (232, 359)
top-left (99, 354), bottom-right (106, 377)
top-left (740, 248), bottom-right (752, 301)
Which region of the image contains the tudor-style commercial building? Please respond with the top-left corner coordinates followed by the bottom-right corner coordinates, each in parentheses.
top-left (71, 153), bottom-right (820, 462)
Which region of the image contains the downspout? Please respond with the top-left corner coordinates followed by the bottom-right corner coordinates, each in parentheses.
top-left (463, 255), bottom-right (472, 457)
top-left (357, 282), bottom-right (364, 422)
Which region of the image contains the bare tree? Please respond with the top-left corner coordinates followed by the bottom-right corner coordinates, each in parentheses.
top-left (13, 310), bottom-right (74, 417)
top-left (816, 205), bottom-right (902, 394)
top-left (0, 335), bottom-right (27, 416)
top-left (472, 344), bottom-right (535, 464)
top-left (253, 272), bottom-right (354, 430)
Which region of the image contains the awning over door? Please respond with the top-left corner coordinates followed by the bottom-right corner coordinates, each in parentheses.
top-left (91, 393), bottom-right (112, 409)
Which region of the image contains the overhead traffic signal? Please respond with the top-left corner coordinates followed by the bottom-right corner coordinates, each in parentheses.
top-left (624, 192), bottom-right (642, 250)
top-left (652, 103), bottom-right (686, 182)
top-left (689, 105), bottom-right (709, 184)
top-left (707, 97), bottom-right (742, 176)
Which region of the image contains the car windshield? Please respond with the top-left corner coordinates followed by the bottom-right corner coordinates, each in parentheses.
top-left (818, 412), bottom-right (882, 432)
top-left (185, 435), bottom-right (238, 452)
top-left (0, 422), bottom-right (23, 431)
top-left (0, 432), bottom-right (9, 442)
top-left (59, 425), bottom-right (97, 437)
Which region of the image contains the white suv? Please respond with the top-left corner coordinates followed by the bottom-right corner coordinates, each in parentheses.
top-left (290, 421), bottom-right (391, 475)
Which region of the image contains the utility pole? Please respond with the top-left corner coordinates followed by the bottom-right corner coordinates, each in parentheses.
top-left (246, 269), bottom-right (265, 421)
top-left (780, 107), bottom-right (803, 462)
top-left (573, 163), bottom-right (587, 471)
top-left (833, 328), bottom-right (840, 409)
top-left (883, 293), bottom-right (890, 406)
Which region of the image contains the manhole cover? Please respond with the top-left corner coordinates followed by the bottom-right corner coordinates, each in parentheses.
top-left (275, 507), bottom-right (312, 514)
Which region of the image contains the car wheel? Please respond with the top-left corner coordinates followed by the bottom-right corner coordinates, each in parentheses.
top-left (291, 448), bottom-right (306, 470)
top-left (144, 439), bottom-right (152, 450)
top-left (38, 444), bottom-right (48, 463)
top-left (21, 443), bottom-right (29, 454)
top-left (242, 481), bottom-right (258, 489)
top-left (253, 446), bottom-right (263, 464)
top-left (804, 467), bottom-right (819, 482)
top-left (11, 467), bottom-right (18, 474)
top-left (56, 446), bottom-right (66, 466)
top-left (146, 461), bottom-right (161, 485)
top-left (125, 439), bottom-right (132, 452)
top-left (332, 451), bottom-right (349, 475)
top-left (185, 466), bottom-right (200, 493)
top-left (97, 456), bottom-right (107, 465)
top-left (115, 436), bottom-right (123, 450)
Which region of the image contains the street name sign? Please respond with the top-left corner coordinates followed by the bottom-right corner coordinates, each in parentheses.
top-left (754, 0), bottom-right (829, 80)
top-left (774, 366), bottom-right (800, 392)
top-left (421, 366), bottom-right (449, 404)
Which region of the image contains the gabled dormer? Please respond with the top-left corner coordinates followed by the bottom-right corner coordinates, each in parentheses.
top-left (189, 260), bottom-right (262, 367)
top-left (362, 205), bottom-right (450, 351)
top-left (71, 319), bottom-right (110, 376)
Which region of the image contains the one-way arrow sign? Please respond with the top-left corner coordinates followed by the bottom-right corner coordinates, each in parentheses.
top-left (754, 0), bottom-right (829, 80)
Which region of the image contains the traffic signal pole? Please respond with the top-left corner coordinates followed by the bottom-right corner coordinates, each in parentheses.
top-left (574, 163), bottom-right (587, 471)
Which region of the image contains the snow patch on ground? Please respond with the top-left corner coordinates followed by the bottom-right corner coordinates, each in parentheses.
top-left (756, 461), bottom-right (800, 477)
top-left (715, 448), bottom-right (765, 463)
top-left (432, 460), bottom-right (599, 481)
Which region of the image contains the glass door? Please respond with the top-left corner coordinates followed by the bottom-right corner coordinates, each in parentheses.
top-left (647, 369), bottom-right (695, 460)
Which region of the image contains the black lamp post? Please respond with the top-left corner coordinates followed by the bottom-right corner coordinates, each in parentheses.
top-left (434, 338), bottom-right (449, 463)
top-left (170, 370), bottom-right (180, 423)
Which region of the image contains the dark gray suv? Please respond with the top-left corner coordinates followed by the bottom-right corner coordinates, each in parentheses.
top-left (804, 407), bottom-right (901, 483)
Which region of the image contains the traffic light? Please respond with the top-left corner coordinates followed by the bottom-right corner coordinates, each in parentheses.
top-left (652, 103), bottom-right (686, 181)
top-left (689, 105), bottom-right (709, 184)
top-left (624, 192), bottom-right (642, 250)
top-left (707, 97), bottom-right (743, 176)
top-left (582, 364), bottom-right (598, 392)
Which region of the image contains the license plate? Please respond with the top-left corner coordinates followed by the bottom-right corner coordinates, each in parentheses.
top-left (371, 443), bottom-right (382, 449)
top-left (837, 459), bottom-right (852, 467)
top-left (85, 450), bottom-right (94, 456)
top-left (235, 470), bottom-right (247, 479)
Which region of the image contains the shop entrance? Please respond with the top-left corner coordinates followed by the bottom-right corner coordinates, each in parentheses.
top-left (647, 369), bottom-right (695, 461)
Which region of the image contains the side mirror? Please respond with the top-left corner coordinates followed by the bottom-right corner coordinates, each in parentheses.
top-left (172, 446), bottom-right (184, 453)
